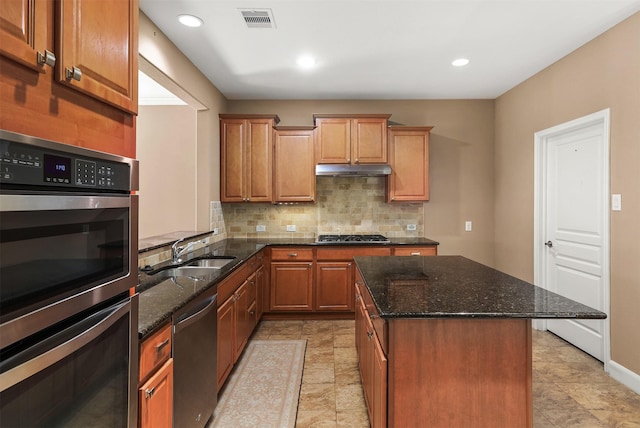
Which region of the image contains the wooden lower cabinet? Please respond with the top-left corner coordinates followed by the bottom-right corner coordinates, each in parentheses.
top-left (139, 359), bottom-right (173, 428)
top-left (217, 254), bottom-right (263, 391)
top-left (393, 246), bottom-right (437, 256)
top-left (138, 323), bottom-right (173, 428)
top-left (356, 281), bottom-right (386, 428)
top-left (270, 262), bottom-right (314, 311)
top-left (315, 261), bottom-right (353, 311)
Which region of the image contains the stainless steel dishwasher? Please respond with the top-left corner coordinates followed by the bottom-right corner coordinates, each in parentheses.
top-left (173, 286), bottom-right (218, 428)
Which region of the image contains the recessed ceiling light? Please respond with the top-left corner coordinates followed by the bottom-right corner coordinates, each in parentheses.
top-left (452, 58), bottom-right (470, 67)
top-left (178, 14), bottom-right (203, 28)
top-left (296, 55), bottom-right (316, 69)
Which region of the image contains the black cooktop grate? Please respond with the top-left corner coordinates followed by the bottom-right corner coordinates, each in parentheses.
top-left (317, 234), bottom-right (390, 243)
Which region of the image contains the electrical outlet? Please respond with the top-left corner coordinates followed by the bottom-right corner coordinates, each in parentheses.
top-left (465, 221), bottom-right (472, 232)
top-left (407, 224), bottom-right (417, 231)
top-left (213, 228), bottom-right (219, 235)
top-left (286, 224), bottom-right (296, 232)
top-left (256, 225), bottom-right (266, 232)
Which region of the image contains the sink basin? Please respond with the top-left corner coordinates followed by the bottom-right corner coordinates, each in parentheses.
top-left (187, 258), bottom-right (235, 269)
top-left (149, 257), bottom-right (236, 278)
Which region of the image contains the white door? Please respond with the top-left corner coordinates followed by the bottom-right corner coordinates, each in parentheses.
top-left (534, 109), bottom-right (610, 364)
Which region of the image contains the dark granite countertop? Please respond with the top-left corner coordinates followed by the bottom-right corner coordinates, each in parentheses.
top-left (354, 255), bottom-right (607, 319)
top-left (137, 236), bottom-right (440, 339)
top-left (137, 239), bottom-right (265, 338)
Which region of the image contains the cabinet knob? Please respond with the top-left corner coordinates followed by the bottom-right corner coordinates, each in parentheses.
top-left (36, 50), bottom-right (56, 68)
top-left (65, 66), bottom-right (82, 81)
top-left (367, 331), bottom-right (374, 339)
top-left (354, 158), bottom-right (359, 164)
top-left (249, 311), bottom-right (255, 316)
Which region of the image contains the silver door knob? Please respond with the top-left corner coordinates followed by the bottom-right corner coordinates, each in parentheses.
top-left (545, 241), bottom-right (553, 248)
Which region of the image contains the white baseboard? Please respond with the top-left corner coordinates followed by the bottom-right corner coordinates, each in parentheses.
top-left (608, 360), bottom-right (640, 395)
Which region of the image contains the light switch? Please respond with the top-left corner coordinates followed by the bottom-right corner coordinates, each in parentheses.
top-left (465, 221), bottom-right (472, 232)
top-left (612, 194), bottom-right (622, 211)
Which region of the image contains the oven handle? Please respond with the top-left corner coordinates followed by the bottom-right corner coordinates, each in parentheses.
top-left (0, 298), bottom-right (130, 392)
top-left (0, 194), bottom-right (130, 211)
top-left (174, 294), bottom-right (217, 335)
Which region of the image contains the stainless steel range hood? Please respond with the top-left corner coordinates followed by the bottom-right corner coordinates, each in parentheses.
top-left (315, 164), bottom-right (392, 177)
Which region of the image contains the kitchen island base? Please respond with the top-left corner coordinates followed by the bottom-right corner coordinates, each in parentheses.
top-left (388, 318), bottom-right (532, 428)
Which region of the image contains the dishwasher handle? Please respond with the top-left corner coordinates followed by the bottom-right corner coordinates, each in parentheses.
top-left (174, 294), bottom-right (217, 335)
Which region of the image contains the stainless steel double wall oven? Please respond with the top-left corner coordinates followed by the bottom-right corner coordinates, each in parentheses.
top-left (0, 130), bottom-right (139, 427)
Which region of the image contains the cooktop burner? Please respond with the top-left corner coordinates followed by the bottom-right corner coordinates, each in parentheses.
top-left (316, 234), bottom-right (390, 244)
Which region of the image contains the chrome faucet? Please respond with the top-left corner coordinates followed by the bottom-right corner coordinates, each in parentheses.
top-left (171, 238), bottom-right (195, 263)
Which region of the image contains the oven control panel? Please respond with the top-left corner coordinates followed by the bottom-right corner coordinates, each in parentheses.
top-left (0, 139), bottom-right (131, 191)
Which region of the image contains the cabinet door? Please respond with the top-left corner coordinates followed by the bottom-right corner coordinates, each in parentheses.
top-left (372, 333), bottom-right (388, 428)
top-left (270, 262), bottom-right (314, 311)
top-left (255, 265), bottom-right (265, 320)
top-left (315, 261), bottom-right (354, 311)
top-left (0, 0), bottom-right (50, 72)
top-left (56, 0), bottom-right (138, 114)
top-left (217, 295), bottom-right (235, 391)
top-left (139, 359), bottom-right (173, 428)
top-left (234, 281), bottom-right (251, 358)
top-left (246, 119), bottom-right (273, 202)
top-left (274, 129), bottom-right (316, 202)
top-left (387, 127), bottom-right (432, 202)
top-left (352, 117), bottom-right (388, 164)
top-left (220, 119), bottom-right (247, 202)
top-left (315, 117), bottom-right (351, 164)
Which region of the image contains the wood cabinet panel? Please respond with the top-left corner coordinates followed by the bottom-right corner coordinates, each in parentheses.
top-left (0, 0), bottom-right (50, 72)
top-left (314, 115), bottom-right (390, 164)
top-left (217, 293), bottom-right (235, 391)
top-left (317, 247), bottom-right (392, 260)
top-left (270, 262), bottom-right (314, 311)
top-left (274, 127), bottom-right (316, 202)
top-left (220, 115), bottom-right (278, 203)
top-left (315, 261), bottom-right (353, 311)
top-left (56, 0), bottom-right (138, 114)
top-left (139, 358), bottom-right (173, 428)
top-left (139, 323), bottom-right (172, 384)
top-left (270, 247), bottom-right (314, 261)
top-left (387, 126), bottom-right (432, 203)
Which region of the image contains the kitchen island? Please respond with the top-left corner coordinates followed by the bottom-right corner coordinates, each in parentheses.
top-left (353, 255), bottom-right (606, 428)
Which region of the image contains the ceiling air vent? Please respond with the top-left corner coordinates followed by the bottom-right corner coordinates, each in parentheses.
top-left (240, 9), bottom-right (276, 29)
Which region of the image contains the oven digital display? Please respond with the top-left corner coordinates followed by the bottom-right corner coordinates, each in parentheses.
top-left (43, 154), bottom-right (72, 183)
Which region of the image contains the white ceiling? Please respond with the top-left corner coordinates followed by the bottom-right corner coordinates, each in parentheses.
top-left (139, 0), bottom-right (640, 101)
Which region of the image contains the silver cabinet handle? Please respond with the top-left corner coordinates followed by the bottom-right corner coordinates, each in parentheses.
top-left (145, 387), bottom-right (155, 399)
top-left (36, 50), bottom-right (56, 67)
top-left (288, 253), bottom-right (298, 257)
top-left (65, 66), bottom-right (82, 81)
top-left (155, 338), bottom-right (170, 353)
top-left (411, 252), bottom-right (421, 256)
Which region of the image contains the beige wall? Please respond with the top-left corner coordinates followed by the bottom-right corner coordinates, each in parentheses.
top-left (138, 12), bottom-right (227, 233)
top-left (227, 99), bottom-right (496, 266)
top-left (495, 14), bottom-right (640, 374)
top-left (137, 106), bottom-right (196, 239)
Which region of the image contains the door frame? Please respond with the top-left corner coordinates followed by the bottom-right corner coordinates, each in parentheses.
top-left (533, 108), bottom-right (611, 371)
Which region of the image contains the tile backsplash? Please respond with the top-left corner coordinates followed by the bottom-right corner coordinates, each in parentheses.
top-left (221, 176), bottom-right (424, 238)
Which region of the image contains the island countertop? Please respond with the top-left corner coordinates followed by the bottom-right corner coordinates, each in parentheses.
top-left (353, 255), bottom-right (606, 319)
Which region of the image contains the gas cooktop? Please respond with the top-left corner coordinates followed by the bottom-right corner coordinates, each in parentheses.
top-left (316, 234), bottom-right (391, 244)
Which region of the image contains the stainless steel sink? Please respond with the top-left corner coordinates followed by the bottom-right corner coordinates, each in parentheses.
top-left (151, 257), bottom-right (235, 278)
top-left (187, 258), bottom-right (235, 269)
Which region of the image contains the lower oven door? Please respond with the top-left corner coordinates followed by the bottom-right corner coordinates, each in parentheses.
top-left (0, 294), bottom-right (138, 428)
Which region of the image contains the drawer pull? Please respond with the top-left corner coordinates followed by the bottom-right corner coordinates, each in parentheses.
top-left (367, 331), bottom-right (374, 339)
top-left (155, 338), bottom-right (170, 353)
top-left (369, 314), bottom-right (379, 319)
top-left (65, 66), bottom-right (82, 81)
top-left (411, 252), bottom-right (421, 256)
top-left (37, 50), bottom-right (56, 67)
top-left (287, 253), bottom-right (298, 257)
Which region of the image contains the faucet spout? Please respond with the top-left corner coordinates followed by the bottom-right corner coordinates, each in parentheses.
top-left (171, 238), bottom-right (194, 263)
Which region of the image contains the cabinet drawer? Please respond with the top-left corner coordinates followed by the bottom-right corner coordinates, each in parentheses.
top-left (271, 247), bottom-right (314, 261)
top-left (139, 323), bottom-right (172, 384)
top-left (317, 246), bottom-right (392, 260)
top-left (393, 246), bottom-right (437, 257)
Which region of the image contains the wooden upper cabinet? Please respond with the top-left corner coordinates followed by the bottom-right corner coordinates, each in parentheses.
top-left (314, 114), bottom-right (390, 164)
top-left (387, 126), bottom-right (433, 202)
top-left (0, 0), bottom-right (51, 73)
top-left (56, 0), bottom-right (138, 114)
top-left (274, 126), bottom-right (316, 203)
top-left (220, 114), bottom-right (280, 203)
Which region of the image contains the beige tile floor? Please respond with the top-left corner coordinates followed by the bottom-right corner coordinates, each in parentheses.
top-left (251, 320), bottom-right (640, 428)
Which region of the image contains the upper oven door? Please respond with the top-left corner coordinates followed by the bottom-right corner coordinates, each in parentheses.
top-left (0, 193), bottom-right (138, 346)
